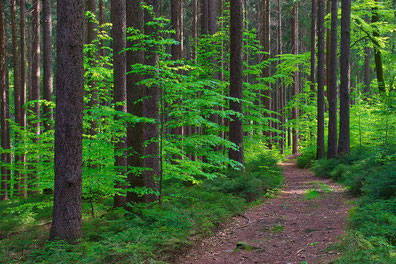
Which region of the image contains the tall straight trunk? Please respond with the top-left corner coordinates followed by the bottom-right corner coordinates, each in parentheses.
top-left (50, 0), bottom-right (84, 242)
top-left (338, 0), bottom-right (351, 155)
top-left (364, 45), bottom-right (370, 94)
top-left (43, 0), bottom-right (53, 131)
top-left (19, 0), bottom-right (27, 198)
top-left (327, 0), bottom-right (338, 159)
top-left (30, 0), bottom-right (41, 193)
top-left (310, 0), bottom-right (316, 93)
top-left (193, 0), bottom-right (198, 62)
top-left (112, 0), bottom-right (127, 208)
top-left (278, 0), bottom-right (284, 154)
top-left (325, 0), bottom-right (330, 97)
top-left (143, 0), bottom-right (160, 202)
top-left (11, 0), bottom-right (21, 129)
top-left (126, 0), bottom-right (145, 204)
top-left (262, 0), bottom-right (271, 147)
top-left (201, 0), bottom-right (208, 35)
top-left (291, 1), bottom-right (299, 154)
top-left (0, 0), bottom-right (9, 200)
top-left (229, 0), bottom-right (244, 165)
top-left (317, 0), bottom-right (325, 159)
top-left (371, 0), bottom-right (385, 92)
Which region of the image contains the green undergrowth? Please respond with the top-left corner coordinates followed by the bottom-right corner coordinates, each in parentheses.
top-left (297, 144), bottom-right (396, 263)
top-left (0, 149), bottom-right (283, 263)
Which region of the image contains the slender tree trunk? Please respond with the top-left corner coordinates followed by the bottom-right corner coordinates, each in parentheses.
top-left (50, 0), bottom-right (84, 242)
top-left (310, 0), bottom-right (316, 93)
top-left (193, 0), bottom-right (198, 62)
top-left (338, 0), bottom-right (351, 155)
top-left (0, 0), bottom-right (9, 200)
top-left (277, 0), bottom-right (284, 154)
top-left (19, 0), bottom-right (27, 198)
top-left (317, 0), bottom-right (325, 159)
top-left (143, 0), bottom-right (160, 202)
top-left (364, 45), bottom-right (371, 94)
top-left (30, 0), bottom-right (41, 193)
top-left (371, 0), bottom-right (385, 92)
top-left (126, 0), bottom-right (145, 204)
top-left (327, 0), bottom-right (338, 159)
top-left (325, 0), bottom-right (330, 99)
top-left (43, 0), bottom-right (53, 131)
top-left (292, 1), bottom-right (299, 155)
top-left (112, 0), bottom-right (127, 208)
top-left (262, 0), bottom-right (271, 147)
top-left (229, 0), bottom-right (244, 165)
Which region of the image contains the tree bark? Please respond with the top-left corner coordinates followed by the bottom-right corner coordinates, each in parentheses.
top-left (126, 0), bottom-right (145, 204)
top-left (325, 0), bottom-right (330, 98)
top-left (338, 0), bottom-right (351, 155)
top-left (327, 0), bottom-right (338, 159)
top-left (317, 0), bottom-right (325, 159)
top-left (143, 0), bottom-right (160, 202)
top-left (262, 0), bottom-right (271, 148)
top-left (50, 0), bottom-right (84, 242)
top-left (229, 0), bottom-right (244, 165)
top-left (43, 0), bottom-right (53, 131)
top-left (371, 0), bottom-right (385, 92)
top-left (277, 0), bottom-right (284, 154)
top-left (112, 0), bottom-right (127, 208)
top-left (364, 45), bottom-right (370, 94)
top-left (310, 0), bottom-right (316, 94)
top-left (292, 1), bottom-right (299, 155)
top-left (201, 0), bottom-right (208, 35)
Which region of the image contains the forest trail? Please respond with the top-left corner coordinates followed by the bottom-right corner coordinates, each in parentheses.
top-left (176, 159), bottom-right (353, 264)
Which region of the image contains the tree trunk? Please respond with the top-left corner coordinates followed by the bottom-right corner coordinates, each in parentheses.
top-left (327, 0), bottom-right (338, 159)
top-left (43, 0), bottom-right (53, 131)
top-left (310, 0), bottom-right (316, 94)
top-left (277, 0), bottom-right (284, 154)
top-left (143, 0), bottom-right (160, 202)
top-left (112, 0), bottom-right (127, 208)
top-left (99, 0), bottom-right (105, 57)
top-left (325, 0), bottom-right (330, 99)
top-left (292, 1), bottom-right (299, 155)
top-left (201, 0), bottom-right (208, 35)
top-left (193, 0), bottom-right (198, 62)
top-left (229, 0), bottom-right (244, 165)
top-left (338, 0), bottom-right (351, 155)
top-left (30, 0), bottom-right (41, 194)
top-left (371, 0), bottom-right (385, 92)
top-left (262, 0), bottom-right (271, 148)
top-left (50, 0), bottom-right (84, 242)
top-left (364, 45), bottom-right (370, 94)
top-left (126, 0), bottom-right (145, 204)
top-left (0, 0), bottom-right (9, 200)
top-left (317, 0), bottom-right (325, 159)
top-left (19, 0), bottom-right (27, 198)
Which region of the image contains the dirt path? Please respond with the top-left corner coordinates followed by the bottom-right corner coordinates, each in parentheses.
top-left (176, 159), bottom-right (353, 264)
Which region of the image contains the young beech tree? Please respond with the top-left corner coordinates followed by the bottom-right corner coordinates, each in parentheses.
top-left (229, 0), bottom-right (244, 165)
top-left (50, 0), bottom-right (84, 242)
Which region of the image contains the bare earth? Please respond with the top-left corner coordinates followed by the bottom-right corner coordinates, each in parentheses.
top-left (176, 159), bottom-right (353, 264)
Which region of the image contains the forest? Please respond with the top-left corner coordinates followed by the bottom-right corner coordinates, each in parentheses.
top-left (0, 0), bottom-right (395, 263)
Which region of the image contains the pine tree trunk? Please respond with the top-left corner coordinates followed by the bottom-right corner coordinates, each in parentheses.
top-left (112, 0), bottom-right (127, 208)
top-left (325, 0), bottom-right (330, 99)
top-left (371, 0), bottom-right (385, 92)
top-left (43, 0), bottom-right (53, 131)
top-left (277, 0), bottom-right (284, 154)
top-left (292, 1), bottom-right (299, 155)
top-left (262, 0), bottom-right (271, 148)
top-left (317, 0), bottom-right (325, 159)
top-left (201, 0), bottom-right (208, 35)
top-left (327, 0), bottom-right (338, 159)
top-left (229, 0), bottom-right (244, 165)
top-left (338, 0), bottom-right (351, 155)
top-left (126, 0), bottom-right (145, 204)
top-left (310, 0), bottom-right (316, 94)
top-left (50, 0), bottom-right (84, 242)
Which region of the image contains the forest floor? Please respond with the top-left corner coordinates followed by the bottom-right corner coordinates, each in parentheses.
top-left (176, 158), bottom-right (354, 264)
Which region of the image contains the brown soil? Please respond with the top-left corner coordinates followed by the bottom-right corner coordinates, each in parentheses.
top-left (176, 159), bottom-right (353, 264)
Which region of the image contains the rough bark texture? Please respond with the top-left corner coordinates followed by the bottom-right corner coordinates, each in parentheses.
top-left (327, 0), bottom-right (338, 159)
top-left (43, 0), bottom-right (53, 131)
top-left (193, 0), bottom-right (198, 62)
top-left (50, 0), bottom-right (84, 242)
top-left (126, 0), bottom-right (145, 204)
top-left (229, 0), bottom-right (244, 165)
top-left (0, 0), bottom-right (8, 200)
top-left (112, 0), bottom-right (127, 207)
top-left (325, 0), bottom-right (331, 97)
top-left (30, 0), bottom-right (41, 193)
top-left (292, 2), bottom-right (299, 155)
top-left (143, 0), bottom-right (160, 202)
top-left (11, 0), bottom-right (21, 128)
top-left (278, 0), bottom-right (284, 154)
top-left (338, 0), bottom-right (351, 155)
top-left (317, 0), bottom-right (325, 159)
top-left (201, 0), bottom-right (208, 35)
top-left (310, 0), bottom-right (316, 93)
top-left (19, 0), bottom-right (27, 198)
top-left (371, 0), bottom-right (385, 92)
